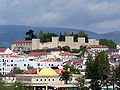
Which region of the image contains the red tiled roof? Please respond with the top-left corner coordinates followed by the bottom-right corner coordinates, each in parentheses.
top-left (41, 59), bottom-right (49, 62)
top-left (27, 52), bottom-right (51, 56)
top-left (55, 69), bottom-right (66, 74)
top-left (9, 55), bottom-right (23, 58)
top-left (0, 48), bottom-right (7, 52)
top-left (117, 43), bottom-right (120, 45)
top-left (90, 45), bottom-right (108, 48)
top-left (22, 68), bottom-right (38, 74)
top-left (15, 40), bottom-right (32, 43)
top-left (4, 73), bottom-right (16, 77)
top-left (41, 58), bottom-right (58, 62)
top-left (59, 52), bottom-right (75, 55)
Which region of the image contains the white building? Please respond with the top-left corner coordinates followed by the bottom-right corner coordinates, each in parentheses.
top-left (0, 51), bottom-right (77, 75)
top-left (0, 48), bottom-right (13, 54)
top-left (11, 40), bottom-right (32, 51)
top-left (87, 45), bottom-right (109, 52)
top-left (116, 43), bottom-right (120, 49)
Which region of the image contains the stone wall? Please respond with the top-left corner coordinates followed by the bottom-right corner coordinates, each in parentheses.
top-left (32, 36), bottom-right (99, 50)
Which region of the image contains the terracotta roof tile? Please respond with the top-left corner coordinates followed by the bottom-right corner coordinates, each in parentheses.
top-left (55, 69), bottom-right (66, 74)
top-left (27, 52), bottom-right (51, 56)
top-left (15, 40), bottom-right (32, 43)
top-left (90, 45), bottom-right (108, 48)
top-left (0, 48), bottom-right (7, 52)
top-left (4, 73), bottom-right (17, 77)
top-left (22, 68), bottom-right (37, 74)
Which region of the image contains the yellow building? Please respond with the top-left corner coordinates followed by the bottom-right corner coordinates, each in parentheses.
top-left (3, 68), bottom-right (81, 90)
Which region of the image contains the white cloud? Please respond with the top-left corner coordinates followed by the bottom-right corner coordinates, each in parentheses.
top-left (87, 20), bottom-right (120, 33)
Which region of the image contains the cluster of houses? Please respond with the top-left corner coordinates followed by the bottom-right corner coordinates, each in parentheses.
top-left (0, 39), bottom-right (119, 90)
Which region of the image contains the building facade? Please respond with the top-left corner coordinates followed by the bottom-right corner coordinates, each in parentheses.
top-left (11, 40), bottom-right (32, 51)
top-left (2, 68), bottom-right (81, 90)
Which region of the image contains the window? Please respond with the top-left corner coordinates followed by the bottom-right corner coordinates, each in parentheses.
top-left (51, 64), bottom-right (53, 66)
top-left (11, 64), bottom-right (13, 66)
top-left (11, 60), bottom-right (13, 62)
top-left (52, 79), bottom-right (54, 81)
top-left (36, 79), bottom-right (38, 81)
top-left (48, 79), bottom-right (50, 81)
top-left (38, 63), bottom-right (40, 66)
top-left (24, 64), bottom-right (26, 66)
top-left (44, 79), bottom-right (46, 81)
top-left (3, 59), bottom-right (4, 62)
top-left (15, 64), bottom-right (17, 66)
top-left (40, 79), bottom-right (42, 81)
top-left (28, 64), bottom-right (30, 66)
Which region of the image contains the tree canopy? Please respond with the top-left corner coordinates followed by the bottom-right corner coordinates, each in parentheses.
top-left (70, 30), bottom-right (88, 43)
top-left (25, 30), bottom-right (37, 40)
top-left (99, 38), bottom-right (116, 49)
top-left (85, 51), bottom-right (110, 89)
top-left (10, 67), bottom-right (24, 74)
top-left (38, 30), bottom-right (58, 42)
top-left (59, 71), bottom-right (72, 84)
top-left (63, 64), bottom-right (80, 74)
top-left (85, 54), bottom-right (94, 79)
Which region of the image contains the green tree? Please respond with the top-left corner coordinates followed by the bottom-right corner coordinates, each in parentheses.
top-left (38, 30), bottom-right (45, 42)
top-left (10, 67), bottom-right (24, 74)
top-left (25, 30), bottom-right (37, 40)
top-left (75, 77), bottom-right (85, 90)
top-left (99, 39), bottom-right (116, 49)
top-left (89, 51), bottom-right (110, 90)
top-left (63, 64), bottom-right (80, 74)
top-left (79, 45), bottom-right (88, 58)
top-left (95, 51), bottom-right (110, 81)
top-left (63, 64), bottom-right (70, 71)
top-left (70, 30), bottom-right (88, 43)
top-left (85, 54), bottom-right (94, 79)
top-left (59, 71), bottom-right (72, 84)
top-left (45, 32), bottom-right (58, 42)
top-left (59, 32), bottom-right (65, 41)
top-left (62, 46), bottom-right (70, 52)
top-left (71, 49), bottom-right (80, 53)
top-left (12, 81), bottom-right (26, 90)
top-left (0, 77), bottom-right (10, 90)
top-left (78, 30), bottom-right (88, 43)
top-left (38, 31), bottom-right (58, 42)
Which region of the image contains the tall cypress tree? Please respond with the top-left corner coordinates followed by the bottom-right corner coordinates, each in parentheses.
top-left (85, 54), bottom-right (94, 79)
top-left (88, 51), bottom-right (110, 90)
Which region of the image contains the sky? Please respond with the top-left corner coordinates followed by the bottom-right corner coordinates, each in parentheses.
top-left (0, 0), bottom-right (120, 33)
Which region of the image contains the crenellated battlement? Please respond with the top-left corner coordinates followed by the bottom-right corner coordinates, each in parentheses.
top-left (32, 36), bottom-right (99, 50)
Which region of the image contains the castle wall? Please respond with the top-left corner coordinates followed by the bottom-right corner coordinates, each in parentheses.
top-left (78, 37), bottom-right (85, 45)
top-left (32, 39), bottom-right (40, 50)
top-left (32, 36), bottom-right (99, 50)
top-left (87, 39), bottom-right (99, 45)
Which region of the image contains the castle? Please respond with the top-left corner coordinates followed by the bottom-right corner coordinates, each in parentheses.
top-left (32, 36), bottom-right (99, 50)
top-left (12, 36), bottom-right (99, 51)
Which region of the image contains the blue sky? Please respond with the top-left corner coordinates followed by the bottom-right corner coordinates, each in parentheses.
top-left (0, 0), bottom-right (120, 33)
